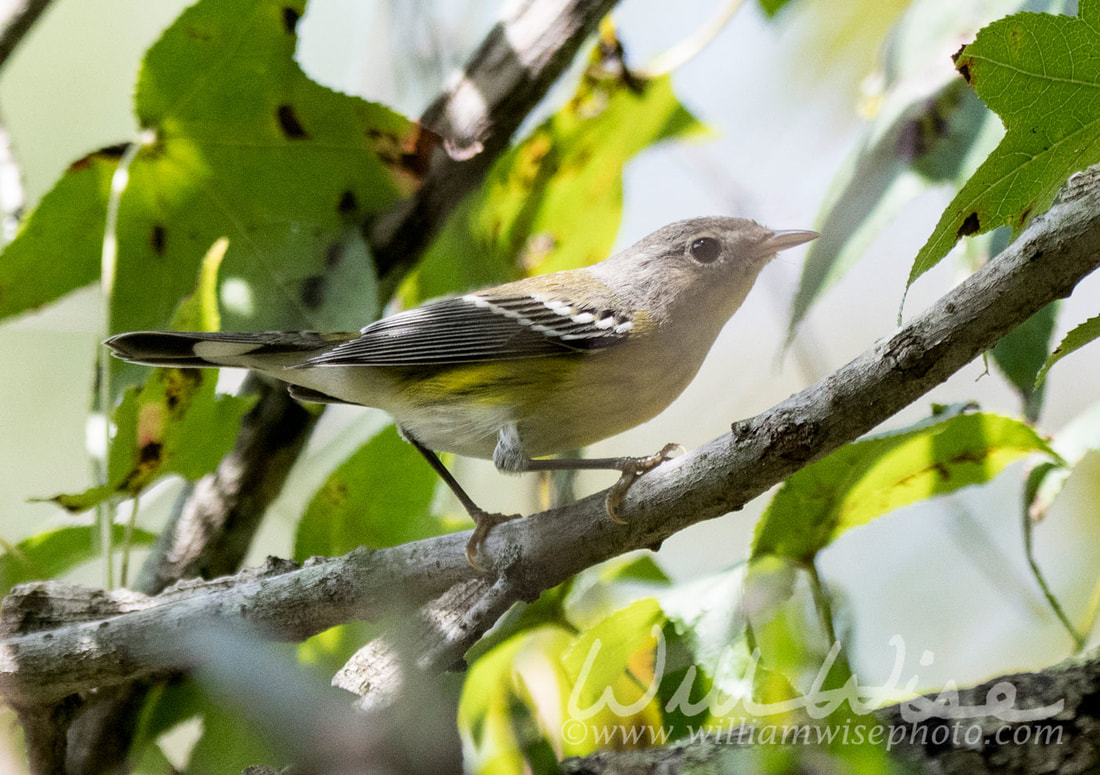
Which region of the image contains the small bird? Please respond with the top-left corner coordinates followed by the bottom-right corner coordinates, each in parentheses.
top-left (106, 217), bottom-right (816, 568)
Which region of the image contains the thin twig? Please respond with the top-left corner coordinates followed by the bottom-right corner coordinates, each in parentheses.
top-left (1022, 500), bottom-right (1086, 652)
top-left (804, 560), bottom-right (838, 649)
top-left (640, 0), bottom-right (745, 77)
top-left (0, 0), bottom-right (53, 70)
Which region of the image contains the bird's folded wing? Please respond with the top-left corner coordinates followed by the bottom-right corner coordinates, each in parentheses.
top-left (300, 293), bottom-right (635, 367)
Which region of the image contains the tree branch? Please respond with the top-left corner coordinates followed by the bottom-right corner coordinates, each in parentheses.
top-left (4, 162), bottom-right (1100, 714)
top-left (369, 0), bottom-right (621, 288)
top-left (0, 0), bottom-right (55, 242)
top-left (0, 0), bottom-right (52, 70)
top-left (6, 1), bottom-right (622, 770)
top-left (64, 380), bottom-right (315, 773)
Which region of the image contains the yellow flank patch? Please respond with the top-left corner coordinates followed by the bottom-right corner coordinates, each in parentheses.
top-left (406, 358), bottom-right (574, 407)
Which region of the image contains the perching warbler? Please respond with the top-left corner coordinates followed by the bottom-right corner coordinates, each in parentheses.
top-left (106, 217), bottom-right (816, 568)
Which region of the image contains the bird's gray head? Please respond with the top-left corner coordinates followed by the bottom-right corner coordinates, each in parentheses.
top-left (591, 216), bottom-right (817, 328)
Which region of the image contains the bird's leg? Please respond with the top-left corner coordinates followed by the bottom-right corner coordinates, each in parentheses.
top-left (493, 426), bottom-right (683, 524)
top-left (402, 429), bottom-right (518, 571)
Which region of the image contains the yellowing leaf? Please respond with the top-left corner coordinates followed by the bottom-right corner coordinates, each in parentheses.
top-left (561, 598), bottom-right (665, 707)
top-left (44, 242), bottom-right (255, 513)
top-left (400, 65), bottom-right (703, 304)
top-left (459, 626), bottom-right (580, 771)
top-left (752, 411), bottom-right (1057, 562)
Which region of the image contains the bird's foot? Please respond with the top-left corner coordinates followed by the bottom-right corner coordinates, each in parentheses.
top-left (465, 510), bottom-right (521, 571)
top-left (604, 443), bottom-right (684, 523)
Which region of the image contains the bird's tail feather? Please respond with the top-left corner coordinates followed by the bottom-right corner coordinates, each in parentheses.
top-left (104, 330), bottom-right (351, 368)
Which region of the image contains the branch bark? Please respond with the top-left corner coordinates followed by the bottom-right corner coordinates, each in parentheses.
top-left (369, 0), bottom-right (621, 287)
top-left (64, 380), bottom-right (316, 773)
top-left (4, 161), bottom-right (1100, 712)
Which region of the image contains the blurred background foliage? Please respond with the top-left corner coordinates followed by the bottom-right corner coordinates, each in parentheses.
top-left (0, 0), bottom-right (1098, 772)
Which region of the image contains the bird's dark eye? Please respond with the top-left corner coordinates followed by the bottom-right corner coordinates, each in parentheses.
top-left (690, 237), bottom-right (721, 263)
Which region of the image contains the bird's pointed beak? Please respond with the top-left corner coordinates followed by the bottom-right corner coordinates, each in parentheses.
top-left (763, 229), bottom-right (819, 253)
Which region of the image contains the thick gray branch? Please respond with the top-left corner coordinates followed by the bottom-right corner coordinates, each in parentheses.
top-left (4, 164), bottom-right (1100, 711)
top-left (369, 0), bottom-right (619, 287)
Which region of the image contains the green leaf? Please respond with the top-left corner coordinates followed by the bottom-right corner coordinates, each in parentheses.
top-left (1035, 312), bottom-right (1100, 389)
top-left (909, 0), bottom-right (1100, 288)
top-left (752, 411), bottom-right (1056, 562)
top-left (0, 525), bottom-right (156, 593)
top-left (560, 598), bottom-right (665, 704)
top-left (1027, 400), bottom-right (1100, 520)
top-left (132, 679), bottom-right (207, 757)
top-left (1, 0), bottom-right (422, 346)
top-left (44, 246), bottom-right (256, 512)
top-left (460, 625), bottom-right (583, 771)
top-left (0, 147), bottom-right (119, 320)
top-left (991, 299), bottom-right (1059, 421)
top-left (758, 0), bottom-right (795, 14)
top-left (296, 621), bottom-right (378, 678)
top-left (791, 82), bottom-right (992, 336)
top-left (294, 425), bottom-right (448, 558)
top-left (400, 69), bottom-right (704, 304)
top-left (185, 697), bottom-right (285, 774)
top-left (742, 557), bottom-right (852, 706)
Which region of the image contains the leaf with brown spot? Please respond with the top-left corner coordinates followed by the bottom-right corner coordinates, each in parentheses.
top-left (336, 190), bottom-right (358, 217)
top-left (956, 211), bottom-right (981, 238)
top-left (275, 104), bottom-right (309, 139)
top-left (909, 0), bottom-right (1100, 290)
top-left (299, 275), bottom-right (324, 310)
top-left (150, 224), bottom-right (167, 256)
top-left (281, 5), bottom-right (299, 33)
top-left (40, 244), bottom-right (255, 513)
top-left (0, 0), bottom-right (421, 378)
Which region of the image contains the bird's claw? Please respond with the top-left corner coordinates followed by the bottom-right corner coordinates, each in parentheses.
top-left (465, 510), bottom-right (520, 571)
top-left (605, 443), bottom-right (684, 523)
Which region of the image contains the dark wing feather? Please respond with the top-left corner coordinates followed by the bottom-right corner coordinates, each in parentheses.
top-left (299, 294), bottom-right (634, 367)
